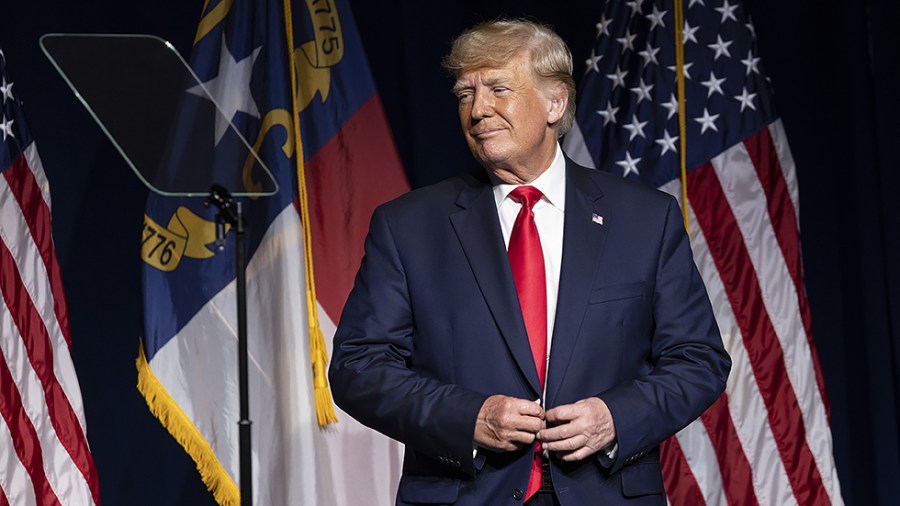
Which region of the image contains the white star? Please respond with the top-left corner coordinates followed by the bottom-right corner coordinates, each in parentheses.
top-left (667, 62), bottom-right (694, 80)
top-left (694, 108), bottom-right (720, 134)
top-left (639, 45), bottom-right (661, 66)
top-left (661, 93), bottom-right (680, 119)
top-left (596, 16), bottom-right (613, 38)
top-left (616, 152), bottom-right (642, 177)
top-left (606, 66), bottom-right (629, 90)
top-left (596, 103), bottom-right (619, 126)
top-left (689, 0), bottom-right (705, 7)
top-left (617, 30), bottom-right (638, 52)
top-left (0, 77), bottom-right (14, 103)
top-left (701, 71), bottom-right (726, 97)
top-left (0, 116), bottom-right (14, 141)
top-left (623, 115), bottom-right (649, 140)
top-left (683, 21), bottom-right (700, 44)
top-left (626, 0), bottom-right (644, 17)
top-left (734, 87), bottom-right (758, 112)
top-left (708, 35), bottom-right (734, 60)
top-left (646, 5), bottom-right (667, 30)
top-left (585, 49), bottom-right (602, 73)
top-left (656, 130), bottom-right (679, 156)
top-left (742, 50), bottom-right (761, 75)
top-left (630, 78), bottom-right (654, 104)
top-left (746, 20), bottom-right (757, 38)
top-left (187, 36), bottom-right (262, 145)
top-left (715, 0), bottom-right (740, 23)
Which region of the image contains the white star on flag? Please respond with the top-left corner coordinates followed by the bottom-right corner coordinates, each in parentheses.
top-left (667, 61), bottom-right (694, 80)
top-left (617, 30), bottom-right (637, 52)
top-left (708, 35), bottom-right (734, 60)
top-left (661, 93), bottom-right (679, 119)
top-left (701, 71), bottom-right (726, 97)
top-left (639, 45), bottom-right (661, 66)
top-left (646, 5), bottom-right (667, 30)
top-left (734, 87), bottom-right (757, 112)
top-left (694, 107), bottom-right (720, 133)
top-left (683, 21), bottom-right (700, 44)
top-left (742, 50), bottom-right (761, 75)
top-left (630, 78), bottom-right (654, 103)
top-left (607, 66), bottom-right (629, 89)
top-left (623, 116), bottom-right (648, 140)
top-left (0, 116), bottom-right (13, 141)
top-left (715, 0), bottom-right (740, 22)
top-left (187, 36), bottom-right (262, 145)
top-left (655, 130), bottom-right (679, 155)
top-left (615, 151), bottom-right (641, 177)
top-left (597, 103), bottom-right (619, 126)
top-left (585, 50), bottom-right (602, 73)
top-left (0, 77), bottom-right (13, 102)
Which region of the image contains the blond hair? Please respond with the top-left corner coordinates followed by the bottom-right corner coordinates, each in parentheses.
top-left (443, 19), bottom-right (577, 136)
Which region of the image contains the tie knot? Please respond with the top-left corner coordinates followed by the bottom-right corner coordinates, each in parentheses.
top-left (509, 186), bottom-right (543, 210)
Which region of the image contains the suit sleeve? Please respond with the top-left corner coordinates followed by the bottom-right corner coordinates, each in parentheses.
top-left (600, 195), bottom-right (731, 474)
top-left (328, 205), bottom-right (490, 477)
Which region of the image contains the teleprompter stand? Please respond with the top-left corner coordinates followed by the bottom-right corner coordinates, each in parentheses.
top-left (40, 34), bottom-right (279, 506)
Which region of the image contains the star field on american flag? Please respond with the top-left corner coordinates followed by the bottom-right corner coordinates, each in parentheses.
top-left (576, 0), bottom-right (775, 188)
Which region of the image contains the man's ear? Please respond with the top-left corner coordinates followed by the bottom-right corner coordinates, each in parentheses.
top-left (546, 82), bottom-right (568, 125)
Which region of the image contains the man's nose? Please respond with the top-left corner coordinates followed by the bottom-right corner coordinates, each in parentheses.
top-left (470, 90), bottom-right (494, 119)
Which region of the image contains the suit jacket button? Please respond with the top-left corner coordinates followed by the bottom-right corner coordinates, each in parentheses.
top-left (512, 489), bottom-right (524, 501)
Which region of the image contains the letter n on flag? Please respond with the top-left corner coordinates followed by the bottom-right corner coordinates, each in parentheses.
top-left (0, 49), bottom-right (101, 505)
top-left (136, 0), bottom-right (408, 504)
top-left (563, 0), bottom-right (843, 504)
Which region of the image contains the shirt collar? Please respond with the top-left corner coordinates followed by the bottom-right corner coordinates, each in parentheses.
top-left (491, 143), bottom-right (566, 212)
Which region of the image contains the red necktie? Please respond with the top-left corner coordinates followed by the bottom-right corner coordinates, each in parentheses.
top-left (507, 186), bottom-right (547, 501)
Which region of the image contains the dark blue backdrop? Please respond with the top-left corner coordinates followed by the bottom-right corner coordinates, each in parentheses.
top-left (2, 1), bottom-right (898, 504)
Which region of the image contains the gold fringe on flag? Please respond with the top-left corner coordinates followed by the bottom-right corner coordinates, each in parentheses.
top-left (283, 0), bottom-right (338, 426)
top-left (136, 342), bottom-right (240, 505)
top-left (674, 0), bottom-right (690, 232)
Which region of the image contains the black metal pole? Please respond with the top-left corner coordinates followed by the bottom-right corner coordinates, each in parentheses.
top-left (206, 186), bottom-right (252, 506)
top-left (234, 201), bottom-right (252, 506)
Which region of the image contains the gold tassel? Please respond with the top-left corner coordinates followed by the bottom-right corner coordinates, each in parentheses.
top-left (284, 0), bottom-right (339, 426)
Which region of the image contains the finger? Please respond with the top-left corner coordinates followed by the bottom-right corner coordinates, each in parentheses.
top-left (544, 403), bottom-right (581, 424)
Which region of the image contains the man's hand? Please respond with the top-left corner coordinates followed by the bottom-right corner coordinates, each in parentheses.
top-left (474, 395), bottom-right (545, 452)
top-left (538, 397), bottom-right (615, 461)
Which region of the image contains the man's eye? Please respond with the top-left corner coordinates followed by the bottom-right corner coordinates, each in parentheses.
top-left (457, 93), bottom-right (473, 104)
top-left (493, 87), bottom-right (509, 94)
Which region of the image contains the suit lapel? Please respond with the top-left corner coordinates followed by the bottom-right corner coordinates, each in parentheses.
top-left (545, 163), bottom-right (609, 406)
top-left (449, 172), bottom-right (543, 397)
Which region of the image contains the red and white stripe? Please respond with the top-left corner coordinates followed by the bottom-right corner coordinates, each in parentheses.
top-left (566, 120), bottom-right (843, 505)
top-left (0, 143), bottom-right (100, 506)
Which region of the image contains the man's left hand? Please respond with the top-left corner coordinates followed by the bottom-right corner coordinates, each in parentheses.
top-left (537, 397), bottom-right (615, 461)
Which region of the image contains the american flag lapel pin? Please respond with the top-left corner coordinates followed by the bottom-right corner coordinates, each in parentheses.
top-left (592, 213), bottom-right (604, 225)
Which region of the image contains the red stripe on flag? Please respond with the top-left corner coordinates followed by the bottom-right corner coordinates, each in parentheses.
top-left (303, 93), bottom-right (409, 321)
top-left (3, 156), bottom-right (72, 350)
top-left (0, 332), bottom-right (62, 506)
top-left (688, 163), bottom-right (829, 505)
top-left (743, 128), bottom-right (830, 417)
top-left (0, 236), bottom-right (100, 504)
top-left (700, 394), bottom-right (759, 505)
top-left (660, 435), bottom-right (706, 504)
top-left (0, 483), bottom-right (11, 506)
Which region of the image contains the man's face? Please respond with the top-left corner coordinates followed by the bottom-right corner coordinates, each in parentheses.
top-left (454, 53), bottom-right (559, 183)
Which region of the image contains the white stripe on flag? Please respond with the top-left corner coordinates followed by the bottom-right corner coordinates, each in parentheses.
top-left (710, 144), bottom-right (841, 503)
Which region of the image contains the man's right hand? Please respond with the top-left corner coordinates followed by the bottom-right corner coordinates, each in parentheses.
top-left (473, 395), bottom-right (545, 452)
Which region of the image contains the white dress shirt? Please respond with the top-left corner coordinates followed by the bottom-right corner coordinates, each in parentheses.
top-left (490, 143), bottom-right (566, 391)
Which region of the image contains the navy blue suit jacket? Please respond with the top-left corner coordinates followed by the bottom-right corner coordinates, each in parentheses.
top-left (329, 160), bottom-right (731, 505)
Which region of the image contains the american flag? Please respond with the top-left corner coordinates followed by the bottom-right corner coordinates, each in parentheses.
top-left (563, 0), bottom-right (844, 504)
top-left (0, 49), bottom-right (100, 505)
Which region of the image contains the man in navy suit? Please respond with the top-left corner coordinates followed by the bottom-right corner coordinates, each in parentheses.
top-left (329, 19), bottom-right (730, 505)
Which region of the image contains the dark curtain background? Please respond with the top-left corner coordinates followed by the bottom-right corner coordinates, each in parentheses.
top-left (1, 1), bottom-right (898, 504)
